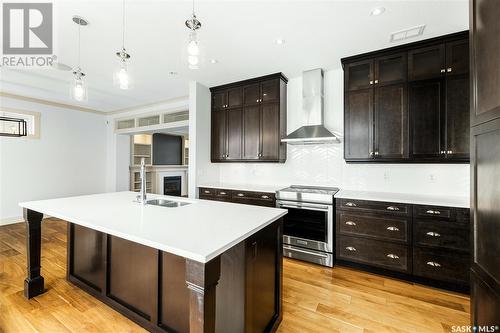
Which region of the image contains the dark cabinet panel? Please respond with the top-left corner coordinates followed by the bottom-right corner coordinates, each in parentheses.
top-left (446, 39), bottom-right (469, 76)
top-left (375, 53), bottom-right (407, 86)
top-left (226, 108), bottom-right (243, 160)
top-left (243, 106), bottom-right (261, 160)
top-left (344, 89), bottom-right (373, 159)
top-left (346, 59), bottom-right (373, 91)
top-left (414, 220), bottom-right (469, 252)
top-left (471, 270), bottom-right (500, 329)
top-left (211, 110), bottom-right (226, 161)
top-left (212, 91), bottom-right (227, 110)
top-left (409, 79), bottom-right (444, 159)
top-left (445, 74), bottom-right (470, 159)
top-left (408, 44), bottom-right (445, 81)
top-left (261, 103), bottom-right (280, 160)
top-left (227, 87), bottom-right (243, 108)
top-left (374, 83), bottom-right (408, 159)
top-left (338, 212), bottom-right (408, 243)
top-left (243, 83), bottom-right (261, 106)
top-left (413, 247), bottom-right (469, 285)
top-left (261, 79), bottom-right (279, 103)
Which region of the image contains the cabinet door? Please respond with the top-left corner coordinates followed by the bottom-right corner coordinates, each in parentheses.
top-left (243, 83), bottom-right (261, 106)
top-left (408, 44), bottom-right (445, 81)
top-left (212, 90), bottom-right (227, 110)
top-left (374, 84), bottom-right (408, 159)
top-left (227, 87), bottom-right (243, 108)
top-left (261, 103), bottom-right (280, 160)
top-left (375, 53), bottom-right (407, 86)
top-left (344, 89), bottom-right (374, 160)
top-left (445, 74), bottom-right (470, 160)
top-left (226, 108), bottom-right (243, 160)
top-left (409, 79), bottom-right (445, 159)
top-left (243, 105), bottom-right (261, 160)
top-left (261, 79), bottom-right (279, 103)
top-left (446, 39), bottom-right (469, 76)
top-left (211, 110), bottom-right (227, 161)
top-left (345, 59), bottom-right (374, 91)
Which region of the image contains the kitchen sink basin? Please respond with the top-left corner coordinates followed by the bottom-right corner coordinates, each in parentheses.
top-left (146, 199), bottom-right (190, 208)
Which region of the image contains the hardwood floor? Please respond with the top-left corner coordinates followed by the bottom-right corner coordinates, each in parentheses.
top-left (0, 219), bottom-right (470, 333)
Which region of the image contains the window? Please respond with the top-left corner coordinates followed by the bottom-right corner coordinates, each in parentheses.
top-left (0, 109), bottom-right (40, 138)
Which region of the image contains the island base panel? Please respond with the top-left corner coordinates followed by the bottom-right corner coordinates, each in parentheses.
top-left (23, 208), bottom-right (45, 299)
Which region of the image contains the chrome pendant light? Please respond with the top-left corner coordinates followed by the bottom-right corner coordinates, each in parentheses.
top-left (185, 0), bottom-right (201, 69)
top-left (115, 0), bottom-right (131, 89)
top-left (71, 16), bottom-right (88, 102)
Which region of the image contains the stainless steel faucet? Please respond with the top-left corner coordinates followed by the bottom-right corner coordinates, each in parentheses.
top-left (137, 157), bottom-right (147, 204)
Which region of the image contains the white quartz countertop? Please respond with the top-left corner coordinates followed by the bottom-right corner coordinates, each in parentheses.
top-left (19, 192), bottom-right (287, 263)
top-left (198, 182), bottom-right (286, 193)
top-left (335, 189), bottom-right (469, 208)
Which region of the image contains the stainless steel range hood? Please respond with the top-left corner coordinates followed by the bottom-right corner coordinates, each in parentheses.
top-left (281, 68), bottom-right (341, 145)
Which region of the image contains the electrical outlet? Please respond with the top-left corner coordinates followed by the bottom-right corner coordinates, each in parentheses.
top-left (429, 174), bottom-right (436, 183)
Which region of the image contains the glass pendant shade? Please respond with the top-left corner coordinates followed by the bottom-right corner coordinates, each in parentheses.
top-left (70, 72), bottom-right (88, 102)
top-left (114, 58), bottom-right (132, 90)
top-left (187, 31), bottom-right (200, 69)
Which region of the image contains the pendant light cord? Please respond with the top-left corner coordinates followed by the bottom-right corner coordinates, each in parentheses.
top-left (77, 20), bottom-right (81, 68)
top-left (192, 0), bottom-right (195, 16)
top-left (122, 0), bottom-right (125, 49)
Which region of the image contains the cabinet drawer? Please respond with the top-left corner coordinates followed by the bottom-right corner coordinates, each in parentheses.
top-left (337, 236), bottom-right (409, 273)
top-left (199, 187), bottom-right (215, 197)
top-left (338, 212), bottom-right (408, 243)
top-left (339, 199), bottom-right (410, 216)
top-left (414, 220), bottom-right (469, 252)
top-left (215, 188), bottom-right (232, 199)
top-left (413, 247), bottom-right (469, 285)
top-left (232, 190), bottom-right (275, 201)
top-left (414, 205), bottom-right (455, 220)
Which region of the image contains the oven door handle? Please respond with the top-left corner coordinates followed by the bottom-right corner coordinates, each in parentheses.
top-left (283, 245), bottom-right (330, 258)
top-left (278, 203), bottom-right (330, 211)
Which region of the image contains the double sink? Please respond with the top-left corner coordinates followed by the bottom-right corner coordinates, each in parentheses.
top-left (146, 199), bottom-right (191, 208)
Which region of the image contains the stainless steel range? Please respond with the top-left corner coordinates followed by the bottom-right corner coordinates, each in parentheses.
top-left (276, 185), bottom-right (339, 267)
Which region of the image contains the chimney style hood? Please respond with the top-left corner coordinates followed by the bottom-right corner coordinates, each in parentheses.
top-left (281, 68), bottom-right (340, 145)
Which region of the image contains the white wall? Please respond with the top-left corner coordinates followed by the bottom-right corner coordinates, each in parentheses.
top-left (0, 96), bottom-right (107, 224)
top-left (217, 69), bottom-right (470, 197)
top-left (188, 81), bottom-right (220, 198)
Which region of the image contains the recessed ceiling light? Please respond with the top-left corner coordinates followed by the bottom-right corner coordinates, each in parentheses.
top-left (275, 38), bottom-right (285, 45)
top-left (210, 59), bottom-right (218, 64)
top-left (370, 7), bottom-right (385, 16)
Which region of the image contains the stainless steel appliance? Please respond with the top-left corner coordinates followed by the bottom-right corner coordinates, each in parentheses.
top-left (276, 185), bottom-right (339, 267)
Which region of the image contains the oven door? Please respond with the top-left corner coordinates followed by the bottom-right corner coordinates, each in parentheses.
top-left (277, 200), bottom-right (333, 252)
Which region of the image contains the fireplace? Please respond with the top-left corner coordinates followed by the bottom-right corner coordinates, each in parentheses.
top-left (164, 176), bottom-right (182, 196)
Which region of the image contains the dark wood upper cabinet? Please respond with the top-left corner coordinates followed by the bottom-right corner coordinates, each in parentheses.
top-left (409, 79), bottom-right (444, 159)
top-left (342, 31), bottom-right (469, 163)
top-left (374, 83), bottom-right (408, 159)
top-left (211, 73), bottom-right (287, 163)
top-left (346, 59), bottom-right (374, 91)
top-left (375, 53), bottom-right (407, 86)
top-left (408, 44), bottom-right (445, 81)
top-left (344, 89), bottom-right (373, 160)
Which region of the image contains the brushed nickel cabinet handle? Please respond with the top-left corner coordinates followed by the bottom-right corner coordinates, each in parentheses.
top-left (426, 231), bottom-right (441, 237)
top-left (374, 151), bottom-right (379, 156)
top-left (369, 80), bottom-right (374, 85)
top-left (448, 150), bottom-right (453, 154)
top-left (374, 79), bottom-right (379, 84)
top-left (297, 239), bottom-right (308, 245)
top-left (237, 193), bottom-right (244, 197)
top-left (219, 192), bottom-right (227, 195)
top-left (345, 221), bottom-right (356, 226)
top-left (345, 246), bottom-right (356, 252)
top-left (440, 69), bottom-right (446, 73)
top-left (261, 195), bottom-right (269, 199)
top-left (203, 190), bottom-right (211, 194)
top-left (345, 202), bottom-right (357, 207)
top-left (447, 67), bottom-right (452, 72)
top-left (426, 261), bottom-right (441, 267)
top-left (426, 209), bottom-right (441, 215)
top-left (370, 151), bottom-right (374, 156)
top-left (387, 226), bottom-right (399, 231)
top-left (256, 99), bottom-right (259, 103)
top-left (386, 254), bottom-right (399, 259)
top-left (386, 206), bottom-right (399, 211)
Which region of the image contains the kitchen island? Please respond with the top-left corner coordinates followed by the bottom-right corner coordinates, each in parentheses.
top-left (19, 192), bottom-right (287, 333)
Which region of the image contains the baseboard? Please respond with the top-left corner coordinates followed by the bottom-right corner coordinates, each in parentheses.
top-left (0, 215), bottom-right (52, 226)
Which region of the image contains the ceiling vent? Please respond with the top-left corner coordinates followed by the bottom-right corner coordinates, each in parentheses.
top-left (390, 25), bottom-right (426, 42)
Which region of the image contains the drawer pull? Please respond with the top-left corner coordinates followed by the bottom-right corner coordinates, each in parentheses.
top-left (426, 231), bottom-right (441, 237)
top-left (386, 226), bottom-right (399, 231)
top-left (426, 261), bottom-right (441, 267)
top-left (426, 209), bottom-right (441, 215)
top-left (345, 246), bottom-right (356, 252)
top-left (219, 192), bottom-right (227, 195)
top-left (296, 240), bottom-right (308, 245)
top-left (386, 206), bottom-right (400, 211)
top-left (237, 193), bottom-right (244, 197)
top-left (345, 202), bottom-right (357, 207)
top-left (261, 195), bottom-right (270, 199)
top-left (386, 253), bottom-right (399, 259)
top-left (203, 190), bottom-right (211, 194)
top-left (345, 221), bottom-right (357, 226)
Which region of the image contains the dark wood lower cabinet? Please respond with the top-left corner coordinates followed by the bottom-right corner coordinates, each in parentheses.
top-left (199, 187), bottom-right (276, 207)
top-left (67, 220), bottom-right (283, 333)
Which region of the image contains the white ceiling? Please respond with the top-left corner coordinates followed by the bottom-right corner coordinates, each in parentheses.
top-left (0, 0), bottom-right (468, 113)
